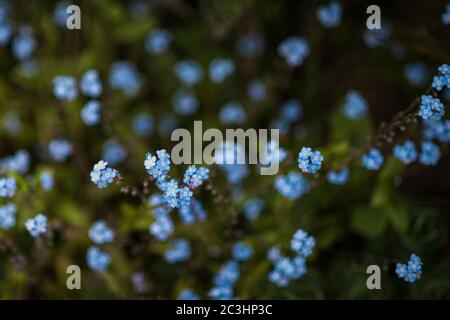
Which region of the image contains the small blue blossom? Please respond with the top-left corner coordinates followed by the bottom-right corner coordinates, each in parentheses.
top-left (269, 256), bottom-right (307, 287)
top-left (316, 1), bottom-right (342, 29)
top-left (0, 203), bottom-right (16, 229)
top-left (242, 198), bottom-right (264, 220)
top-left (280, 100), bottom-right (303, 123)
top-left (232, 242), bottom-right (253, 262)
top-left (237, 33), bottom-right (264, 57)
top-left (267, 247), bottom-right (282, 263)
top-left (442, 4), bottom-right (450, 25)
top-left (178, 288), bottom-right (199, 300)
top-left (132, 113), bottom-right (153, 136)
top-left (418, 95), bottom-right (445, 121)
top-left (109, 61), bottom-right (142, 97)
top-left (327, 167), bottom-right (349, 185)
top-left (0, 150), bottom-right (30, 174)
top-left (174, 60), bottom-right (203, 86)
top-left (274, 171), bottom-right (310, 200)
top-left (145, 28), bottom-right (172, 54)
top-left (432, 76), bottom-right (445, 91)
top-left (25, 213), bottom-right (47, 237)
top-left (81, 100), bottom-right (101, 126)
top-left (209, 285), bottom-right (233, 300)
top-left (423, 119), bottom-right (450, 143)
top-left (149, 213), bottom-right (173, 241)
top-left (261, 140), bottom-right (287, 166)
top-left (80, 69), bottom-right (103, 98)
top-left (291, 229), bottom-right (316, 258)
top-left (438, 64), bottom-right (450, 75)
top-left (183, 165), bottom-right (209, 189)
top-left (362, 148), bottom-right (384, 170)
top-left (164, 239), bottom-right (191, 263)
top-left (0, 3), bottom-right (11, 45)
top-left (178, 199), bottom-right (207, 224)
top-left (144, 149), bottom-right (171, 181)
top-left (396, 253), bottom-right (423, 283)
top-left (342, 90), bottom-right (368, 119)
top-left (219, 101), bottom-right (246, 125)
top-left (209, 58), bottom-right (235, 83)
top-left (40, 171), bottom-right (54, 191)
top-left (419, 141), bottom-right (441, 166)
top-left (214, 260), bottom-right (240, 288)
top-left (48, 138), bottom-right (73, 162)
top-left (393, 140), bottom-right (417, 164)
top-left (278, 36), bottom-right (310, 67)
top-left (404, 62), bottom-right (428, 87)
top-left (90, 160), bottom-right (119, 188)
top-left (12, 26), bottom-right (36, 60)
top-left (86, 246), bottom-right (110, 272)
top-left (158, 115), bottom-right (179, 138)
top-left (247, 80), bottom-right (266, 102)
top-left (172, 90), bottom-right (199, 115)
top-left (0, 177), bottom-right (16, 198)
top-left (102, 139), bottom-right (127, 165)
top-left (54, 1), bottom-right (69, 27)
top-left (297, 147), bottom-right (324, 174)
top-left (89, 220), bottom-right (114, 244)
top-left (53, 76), bottom-right (78, 101)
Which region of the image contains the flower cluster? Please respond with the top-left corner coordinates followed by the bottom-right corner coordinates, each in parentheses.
top-left (278, 36), bottom-right (310, 67)
top-left (25, 213), bottom-right (47, 237)
top-left (174, 60), bottom-right (203, 86)
top-left (431, 64), bottom-right (450, 91)
top-left (232, 242), bottom-right (253, 262)
top-left (209, 260), bottom-right (240, 300)
top-left (144, 150), bottom-right (171, 181)
top-left (297, 147), bottom-right (324, 174)
top-left (393, 140), bottom-right (417, 164)
top-left (109, 61), bottom-right (142, 97)
top-left (219, 101), bottom-right (246, 125)
top-left (81, 100), bottom-right (101, 126)
top-left (48, 138), bottom-right (73, 162)
top-left (0, 177), bottom-right (16, 198)
top-left (0, 150), bottom-right (30, 174)
top-left (316, 1), bottom-right (342, 29)
top-left (53, 76), bottom-right (78, 101)
top-left (209, 58), bottom-right (235, 83)
top-left (342, 90), bottom-right (368, 119)
top-left (275, 172), bottom-right (310, 200)
top-left (89, 220), bottom-right (115, 244)
top-left (419, 141), bottom-right (441, 166)
top-left (362, 148), bottom-right (384, 170)
top-left (149, 213), bottom-right (174, 241)
top-left (178, 198), bottom-right (207, 224)
top-left (164, 239), bottom-right (191, 263)
top-left (183, 165), bottom-right (209, 189)
top-left (172, 90), bottom-right (199, 115)
top-left (0, 203), bottom-right (16, 229)
top-left (327, 167), bottom-right (349, 185)
top-left (242, 197), bottom-right (264, 221)
top-left (178, 288), bottom-right (200, 300)
top-left (90, 160), bottom-right (119, 189)
top-left (86, 246), bottom-right (111, 272)
top-left (423, 119), bottom-right (450, 143)
top-left (418, 95), bottom-right (444, 121)
top-left (40, 171), bottom-right (54, 191)
top-left (145, 28), bottom-right (172, 54)
top-left (395, 254), bottom-right (423, 283)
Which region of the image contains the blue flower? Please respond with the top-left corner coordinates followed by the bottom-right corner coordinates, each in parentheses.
top-left (178, 288), bottom-right (199, 300)
top-left (316, 1), bottom-right (342, 29)
top-left (3, 112), bottom-right (22, 135)
top-left (164, 239), bottom-right (191, 263)
top-left (145, 28), bottom-right (172, 54)
top-left (362, 25), bottom-right (391, 48)
top-left (232, 242), bottom-right (253, 262)
top-left (393, 140), bottom-right (417, 164)
top-left (423, 119), bottom-right (450, 143)
top-left (209, 285), bottom-right (233, 300)
top-left (214, 260), bottom-right (240, 288)
top-left (102, 139), bottom-right (127, 165)
top-left (327, 167), bottom-right (349, 185)
top-left (274, 171), bottom-right (310, 200)
top-left (172, 90), bottom-right (199, 115)
top-left (183, 165), bottom-right (209, 189)
top-left (90, 160), bottom-right (119, 188)
top-left (81, 100), bottom-right (101, 126)
top-left (145, 149), bottom-right (171, 181)
top-left (342, 90), bottom-right (368, 119)
top-left (297, 147), bottom-right (324, 174)
top-left (438, 64), bottom-right (450, 75)
top-left (48, 138), bottom-right (73, 162)
top-left (362, 148), bottom-right (384, 170)
top-left (54, 1), bottom-right (69, 27)
top-left (0, 177), bottom-right (16, 198)
top-left (209, 58), bottom-right (235, 83)
top-left (237, 33), bottom-right (264, 57)
top-left (280, 100), bottom-right (303, 122)
top-left (219, 101), bottom-right (246, 125)
top-left (12, 26), bottom-right (36, 60)
top-left (178, 199), bottom-right (207, 224)
top-left (86, 246), bottom-right (110, 272)
top-left (174, 60), bottom-right (203, 86)
top-left (291, 229), bottom-right (316, 258)
top-left (132, 113), bottom-right (153, 136)
top-left (109, 61), bottom-right (142, 97)
top-left (278, 36), bottom-right (310, 67)
top-left (419, 141), bottom-right (440, 165)
top-left (158, 115), bottom-right (179, 138)
top-left (247, 80), bottom-right (266, 102)
top-left (269, 256), bottom-right (307, 287)
top-left (40, 171), bottom-right (54, 191)
top-left (418, 95), bottom-right (444, 121)
top-left (25, 213), bottom-right (47, 237)
top-left (0, 203), bottom-right (16, 229)
top-left (242, 198), bottom-right (264, 220)
top-left (80, 69), bottom-right (102, 98)
top-left (404, 62), bottom-right (428, 87)
top-left (396, 253), bottom-right (422, 283)
top-left (442, 4), bottom-right (450, 25)
top-left (149, 213), bottom-right (173, 241)
top-left (53, 76), bottom-right (78, 101)
top-left (89, 220), bottom-right (114, 244)
top-left (0, 22), bottom-right (11, 46)
top-left (432, 76), bottom-right (445, 91)
top-left (0, 150), bottom-right (30, 174)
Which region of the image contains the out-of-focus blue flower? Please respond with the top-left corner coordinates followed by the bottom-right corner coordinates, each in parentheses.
top-left (261, 140), bottom-right (287, 167)
top-left (232, 242), bottom-right (253, 262)
top-left (0, 177), bottom-right (16, 198)
top-left (80, 69), bottom-right (102, 98)
top-left (0, 150), bottom-right (30, 174)
top-left (247, 80), bottom-right (266, 102)
top-left (269, 256), bottom-right (307, 287)
top-left (298, 147), bottom-right (324, 174)
top-left (48, 139), bottom-right (73, 162)
top-left (12, 26), bottom-right (36, 60)
top-left (393, 140), bottom-right (417, 164)
top-left (274, 171), bottom-right (310, 200)
top-left (291, 229), bottom-right (316, 258)
top-left (90, 160), bottom-right (119, 188)
top-left (214, 260), bottom-right (240, 288)
top-left (327, 167), bottom-right (349, 185)
top-left (219, 101), bottom-right (246, 125)
top-left (25, 213), bottom-right (47, 237)
top-left (158, 115), bottom-right (179, 138)
top-left (19, 59), bottom-right (39, 77)
top-left (267, 247), bottom-right (281, 263)
top-left (423, 119), bottom-right (450, 143)
top-left (102, 139), bottom-right (127, 165)
top-left (442, 4), bottom-right (450, 25)
top-left (280, 100), bottom-right (303, 123)
top-left (178, 288), bottom-right (199, 300)
top-left (172, 90), bottom-right (199, 115)
top-left (396, 253), bottom-right (422, 283)
top-left (0, 2), bottom-right (11, 45)
top-left (81, 100), bottom-right (101, 126)
top-left (342, 90), bottom-right (368, 119)
top-left (0, 203), bottom-right (15, 229)
top-left (362, 25), bottom-right (391, 48)
top-left (164, 239), bottom-right (191, 263)
top-left (131, 272), bottom-right (148, 294)
top-left (278, 36), bottom-right (310, 67)
top-left (133, 113), bottom-right (153, 136)
top-left (178, 198), bottom-right (207, 224)
top-left (419, 141), bottom-right (440, 166)
top-left (174, 60), bottom-right (203, 86)
top-left (316, 1), bottom-right (342, 29)
top-left (209, 58), bottom-right (235, 83)
top-left (54, 1), bottom-right (69, 27)
top-left (145, 28), bottom-right (172, 54)
top-left (53, 76), bottom-right (78, 101)
top-left (242, 198), bottom-right (264, 220)
top-left (418, 95), bottom-right (444, 121)
top-left (109, 61), bottom-right (142, 97)
top-left (87, 246), bottom-right (110, 272)
top-left (404, 62), bottom-right (428, 87)
top-left (362, 148), bottom-right (384, 170)
top-left (237, 33), bottom-right (264, 57)
top-left (3, 112), bottom-right (22, 135)
top-left (89, 220), bottom-right (114, 244)
top-left (40, 171), bottom-right (54, 191)
top-left (149, 213), bottom-right (173, 241)
top-left (209, 285), bottom-right (233, 300)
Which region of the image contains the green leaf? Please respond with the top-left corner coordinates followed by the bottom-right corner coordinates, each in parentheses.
top-left (351, 206), bottom-right (387, 238)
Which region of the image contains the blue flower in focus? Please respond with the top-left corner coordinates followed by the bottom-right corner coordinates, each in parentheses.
top-left (48, 138), bottom-right (73, 162)
top-left (247, 80), bottom-right (266, 102)
top-left (432, 76), bottom-right (445, 91)
top-left (274, 171), bottom-right (310, 200)
top-left (164, 239), bottom-right (191, 263)
top-left (327, 167), bottom-right (349, 185)
top-left (144, 149), bottom-right (171, 181)
top-left (87, 246), bottom-right (110, 272)
top-left (219, 101), bottom-right (246, 125)
top-left (342, 90), bottom-right (368, 119)
top-left (174, 60), bottom-right (203, 86)
top-left (145, 28), bottom-right (172, 54)
top-left (316, 1), bottom-right (342, 29)
top-left (25, 213), bottom-right (47, 237)
top-left (89, 220), bottom-right (115, 244)
top-left (291, 229), bottom-right (316, 258)
top-left (418, 95), bottom-right (444, 121)
top-left (133, 113), bottom-right (153, 136)
top-left (172, 90), bottom-right (199, 115)
top-left (232, 242), bottom-right (253, 262)
top-left (0, 203), bottom-right (16, 229)
top-left (419, 141), bottom-right (440, 166)
top-left (149, 213), bottom-right (173, 241)
top-left (183, 165), bottom-right (209, 189)
top-left (280, 100), bottom-right (303, 122)
top-left (40, 171), bottom-right (54, 191)
top-left (298, 147), bottom-right (324, 174)
top-left (396, 253), bottom-right (423, 283)
top-left (209, 58), bottom-right (235, 83)
top-left (242, 198), bottom-right (264, 220)
top-left (80, 69), bottom-right (102, 98)
top-left (102, 139), bottom-right (127, 165)
top-left (90, 160), bottom-right (119, 188)
top-left (109, 61), bottom-right (142, 97)
top-left (278, 36), bottom-right (310, 67)
top-left (0, 177), bottom-right (16, 198)
top-left (53, 76), bottom-right (78, 101)
top-left (81, 100), bottom-right (101, 126)
top-left (237, 33), bottom-right (264, 57)
top-left (12, 26), bottom-right (36, 60)
top-left (362, 148), bottom-right (384, 170)
top-left (404, 62), bottom-right (428, 87)
top-left (178, 288), bottom-right (199, 300)
top-left (393, 140), bottom-right (417, 164)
